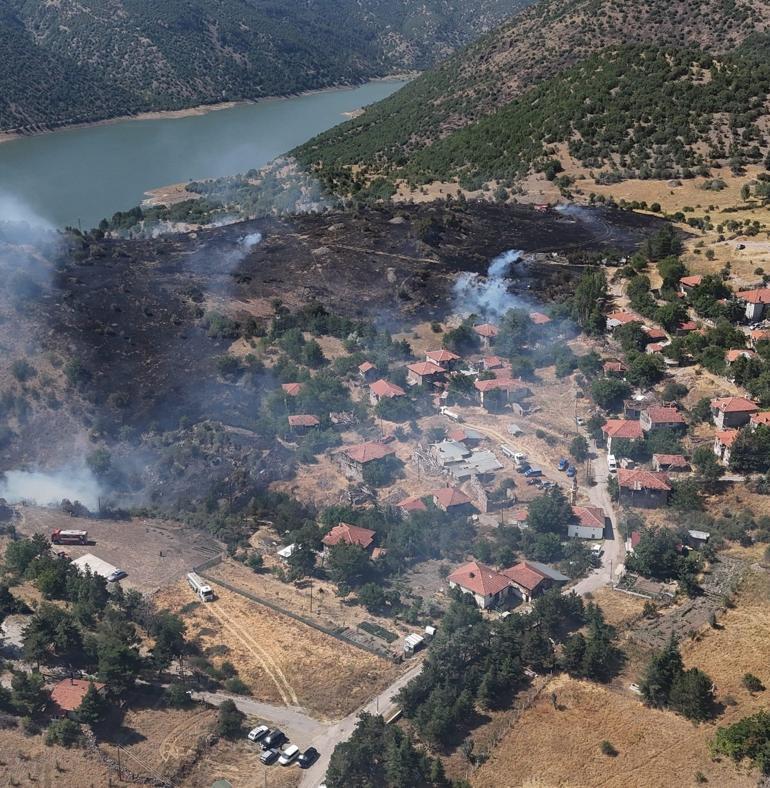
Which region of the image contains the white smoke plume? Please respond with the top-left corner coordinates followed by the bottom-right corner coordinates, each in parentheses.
top-left (0, 466), bottom-right (103, 510)
top-left (453, 249), bottom-right (523, 319)
top-left (240, 232), bottom-right (263, 250)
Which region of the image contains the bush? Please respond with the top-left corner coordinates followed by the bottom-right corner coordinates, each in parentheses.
top-left (165, 683), bottom-right (192, 708)
top-left (224, 677), bottom-right (251, 695)
top-left (600, 740), bottom-right (618, 757)
top-left (45, 718), bottom-right (82, 748)
top-left (216, 699), bottom-right (245, 739)
top-left (742, 673), bottom-right (765, 693)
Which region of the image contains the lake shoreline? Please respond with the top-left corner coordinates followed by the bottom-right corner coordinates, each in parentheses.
top-left (0, 73), bottom-right (417, 146)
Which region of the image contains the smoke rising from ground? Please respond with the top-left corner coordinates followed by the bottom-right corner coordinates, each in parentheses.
top-left (452, 249), bottom-right (523, 319)
top-left (240, 232), bottom-right (263, 250)
top-left (0, 467), bottom-right (103, 510)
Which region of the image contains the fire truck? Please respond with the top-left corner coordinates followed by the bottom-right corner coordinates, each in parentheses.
top-left (51, 529), bottom-right (88, 545)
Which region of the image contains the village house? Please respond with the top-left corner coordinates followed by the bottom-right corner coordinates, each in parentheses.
top-left (474, 323), bottom-right (499, 349)
top-left (501, 561), bottom-right (569, 603)
top-left (481, 355), bottom-right (505, 370)
top-left (725, 348), bottom-right (757, 365)
top-left (606, 311), bottom-right (641, 331)
top-left (625, 530), bottom-right (642, 555)
top-left (652, 454), bottom-right (690, 473)
top-left (714, 429), bottom-right (739, 465)
top-left (750, 412), bottom-right (770, 430)
top-left (395, 495), bottom-right (427, 516)
top-left (448, 561), bottom-right (511, 610)
top-left (474, 377), bottom-right (531, 409)
top-left (603, 360), bottom-right (627, 377)
top-left (406, 360), bottom-right (446, 386)
top-left (369, 378), bottom-right (406, 405)
top-left (334, 440), bottom-right (396, 482)
top-left (287, 414), bottom-right (320, 434)
top-left (432, 486), bottom-right (474, 514)
top-left (750, 329), bottom-right (770, 347)
top-left (640, 406), bottom-right (686, 433)
top-left (447, 427), bottom-right (484, 447)
top-left (678, 275), bottom-right (703, 295)
top-left (568, 505), bottom-right (606, 540)
top-left (509, 509), bottom-right (529, 528)
top-left (641, 326), bottom-right (668, 344)
top-left (426, 349), bottom-right (461, 370)
top-left (737, 288), bottom-right (770, 321)
top-left (601, 419), bottom-right (644, 453)
top-left (358, 361), bottom-right (378, 383)
top-left (624, 394), bottom-right (659, 420)
top-left (322, 522), bottom-right (376, 553)
top-left (617, 468), bottom-right (671, 508)
top-left (710, 396), bottom-right (759, 429)
top-left (50, 679), bottom-right (106, 719)
top-left (686, 529), bottom-right (711, 548)
top-left (281, 382), bottom-right (302, 397)
top-left (529, 311), bottom-right (551, 326)
top-left (646, 342), bottom-right (666, 355)
top-left (432, 439), bottom-right (471, 467)
top-left (675, 320), bottom-right (699, 336)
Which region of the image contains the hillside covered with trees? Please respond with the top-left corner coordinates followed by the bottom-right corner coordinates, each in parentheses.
top-left (294, 0), bottom-right (770, 195)
top-left (0, 0), bottom-right (532, 133)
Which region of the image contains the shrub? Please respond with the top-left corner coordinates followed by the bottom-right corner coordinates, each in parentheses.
top-left (165, 683), bottom-right (192, 708)
top-left (742, 673), bottom-right (764, 693)
top-left (45, 719), bottom-right (82, 748)
top-left (224, 677), bottom-right (251, 695)
top-left (216, 699), bottom-right (244, 739)
top-left (600, 740), bottom-right (618, 757)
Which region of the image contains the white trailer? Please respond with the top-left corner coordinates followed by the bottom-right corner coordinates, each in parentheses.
top-left (187, 572), bottom-right (215, 602)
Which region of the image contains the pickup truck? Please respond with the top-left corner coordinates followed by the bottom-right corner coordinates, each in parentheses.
top-left (557, 458), bottom-right (569, 471)
top-left (524, 467), bottom-right (542, 478)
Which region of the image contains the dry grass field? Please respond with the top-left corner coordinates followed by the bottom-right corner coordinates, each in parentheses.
top-left (588, 586), bottom-right (647, 629)
top-left (472, 566), bottom-right (770, 788)
top-left (155, 580), bottom-right (400, 719)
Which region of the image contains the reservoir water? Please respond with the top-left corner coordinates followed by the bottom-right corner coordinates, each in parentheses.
top-left (0, 79), bottom-right (407, 229)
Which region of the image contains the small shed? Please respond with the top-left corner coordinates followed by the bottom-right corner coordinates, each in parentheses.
top-left (403, 633), bottom-right (425, 655)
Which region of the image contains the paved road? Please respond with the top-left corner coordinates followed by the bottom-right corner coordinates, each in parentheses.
top-left (192, 660), bottom-right (424, 788)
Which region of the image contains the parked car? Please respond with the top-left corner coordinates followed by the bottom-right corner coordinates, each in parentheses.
top-left (260, 749), bottom-right (279, 765)
top-left (262, 729), bottom-right (287, 750)
top-left (278, 744), bottom-right (300, 766)
top-left (248, 725), bottom-right (269, 743)
top-left (557, 458), bottom-right (568, 471)
top-left (298, 747), bottom-right (319, 768)
top-left (107, 569), bottom-right (127, 582)
top-left (566, 465), bottom-right (576, 478)
top-left (607, 454), bottom-right (618, 473)
top-left (524, 467), bottom-right (542, 478)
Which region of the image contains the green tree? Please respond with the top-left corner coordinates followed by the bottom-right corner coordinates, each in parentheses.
top-left (669, 667), bottom-right (715, 721)
top-left (625, 353), bottom-right (665, 389)
top-left (45, 718), bottom-right (82, 747)
top-left (11, 670), bottom-right (48, 715)
top-left (730, 425), bottom-right (770, 474)
top-left (569, 269), bottom-right (609, 335)
top-left (76, 682), bottom-right (109, 725)
top-left (327, 543), bottom-right (371, 588)
top-left (526, 487), bottom-right (573, 536)
top-left (639, 635), bottom-right (683, 708)
top-left (5, 534), bottom-right (49, 574)
top-left (712, 711), bottom-right (770, 773)
top-left (569, 435), bottom-right (589, 462)
top-left (591, 377), bottom-right (631, 411)
top-left (216, 699), bottom-right (245, 739)
top-left (692, 445), bottom-right (725, 491)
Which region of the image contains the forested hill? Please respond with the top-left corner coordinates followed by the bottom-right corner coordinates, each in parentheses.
top-left (0, 0), bottom-right (532, 134)
top-left (293, 0), bottom-right (770, 192)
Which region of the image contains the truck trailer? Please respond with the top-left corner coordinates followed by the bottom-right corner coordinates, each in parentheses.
top-left (51, 529), bottom-right (88, 545)
top-left (187, 572), bottom-right (215, 602)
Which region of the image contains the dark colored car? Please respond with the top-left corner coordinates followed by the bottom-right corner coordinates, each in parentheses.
top-left (298, 747), bottom-right (319, 768)
top-left (260, 748), bottom-right (279, 765)
top-left (262, 729), bottom-right (286, 750)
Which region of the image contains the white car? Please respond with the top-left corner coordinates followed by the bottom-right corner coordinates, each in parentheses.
top-left (248, 725), bottom-right (269, 743)
top-left (278, 744), bottom-right (300, 766)
top-left (607, 454), bottom-right (617, 473)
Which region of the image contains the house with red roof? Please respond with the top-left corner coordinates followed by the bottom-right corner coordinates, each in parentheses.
top-left (432, 486), bottom-right (474, 514)
top-left (529, 311), bottom-right (551, 326)
top-left (710, 396), bottom-right (759, 429)
top-left (751, 412), bottom-right (770, 430)
top-left (568, 506), bottom-right (607, 540)
top-left (358, 361), bottom-right (378, 382)
top-left (473, 323), bottom-right (499, 349)
top-left (606, 311), bottom-right (641, 330)
top-left (396, 495), bottom-right (428, 515)
top-left (481, 355), bottom-right (504, 370)
top-left (617, 468), bottom-right (671, 508)
top-left (447, 427), bottom-right (484, 447)
top-left (447, 561), bottom-right (512, 609)
top-left (640, 406), bottom-right (686, 433)
top-left (626, 530), bottom-right (642, 555)
top-left (601, 419), bottom-right (643, 454)
top-left (426, 349), bottom-right (461, 370)
top-left (725, 348), bottom-right (756, 365)
top-left (642, 326), bottom-right (668, 343)
top-left (50, 679), bottom-right (105, 719)
top-left (714, 429), bottom-right (739, 465)
top-left (369, 378), bottom-right (406, 405)
top-left (675, 320), bottom-right (699, 335)
top-left (501, 561), bottom-right (569, 603)
top-left (474, 377), bottom-right (530, 409)
top-left (679, 275), bottom-right (703, 294)
top-left (281, 382), bottom-right (302, 397)
top-left (737, 288), bottom-right (770, 321)
top-left (335, 441), bottom-right (397, 481)
top-left (603, 360), bottom-right (627, 377)
top-left (406, 360), bottom-right (446, 386)
top-left (322, 523), bottom-right (376, 552)
top-left (652, 454), bottom-right (690, 473)
top-left (287, 414), bottom-right (320, 434)
top-left (750, 329), bottom-right (770, 347)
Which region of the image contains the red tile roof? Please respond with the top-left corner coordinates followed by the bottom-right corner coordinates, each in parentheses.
top-left (529, 311), bottom-right (551, 325)
top-left (370, 379), bottom-right (406, 398)
top-left (617, 468), bottom-right (671, 491)
top-left (511, 509), bottom-right (528, 522)
top-left (433, 486), bottom-right (472, 508)
top-left (678, 321), bottom-right (698, 331)
top-left (652, 453), bottom-right (689, 468)
top-left (426, 349), bottom-right (460, 363)
top-left (737, 288), bottom-right (770, 304)
top-left (50, 679), bottom-right (105, 714)
top-left (725, 348), bottom-right (756, 363)
top-left (606, 311), bottom-right (640, 324)
top-left (281, 382), bottom-right (302, 396)
top-left (644, 406), bottom-right (686, 425)
top-left (288, 414), bottom-right (320, 427)
top-left (358, 361), bottom-right (376, 373)
top-left (751, 412), bottom-right (770, 427)
top-left (407, 361), bottom-right (446, 377)
top-left (630, 531), bottom-right (642, 548)
top-left (602, 419), bottom-right (644, 440)
top-left (343, 441), bottom-right (396, 464)
top-left (501, 562), bottom-right (549, 593)
top-left (647, 343), bottom-right (665, 353)
top-left (711, 396), bottom-right (759, 414)
top-left (483, 355), bottom-right (504, 369)
top-left (474, 377), bottom-right (528, 393)
top-left (474, 323), bottom-right (499, 338)
top-left (751, 329), bottom-right (770, 342)
top-left (715, 429), bottom-right (739, 447)
top-left (396, 495), bottom-right (428, 512)
top-left (643, 326), bottom-right (668, 341)
top-left (448, 561), bottom-right (510, 597)
top-left (572, 506), bottom-right (606, 529)
top-left (603, 361), bottom-right (627, 373)
top-left (679, 275), bottom-right (703, 288)
top-left (322, 522), bottom-right (376, 549)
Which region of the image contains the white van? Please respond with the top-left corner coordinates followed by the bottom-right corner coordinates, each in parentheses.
top-left (607, 454), bottom-right (617, 473)
top-left (278, 744), bottom-right (300, 766)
